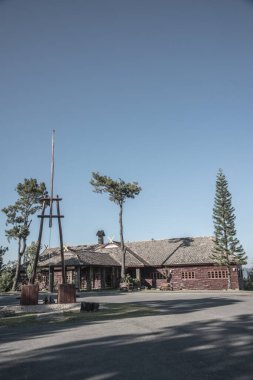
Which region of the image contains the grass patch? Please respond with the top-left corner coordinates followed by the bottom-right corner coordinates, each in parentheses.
top-left (0, 313), bottom-right (38, 327)
top-left (63, 303), bottom-right (158, 323)
top-left (0, 303), bottom-right (158, 327)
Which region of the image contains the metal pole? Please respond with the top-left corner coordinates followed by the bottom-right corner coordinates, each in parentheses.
top-left (49, 130), bottom-right (55, 292)
top-left (49, 129), bottom-right (55, 228)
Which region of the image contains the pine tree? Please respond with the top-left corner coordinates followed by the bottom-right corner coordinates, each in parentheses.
top-left (0, 246), bottom-right (8, 272)
top-left (2, 178), bottom-right (46, 290)
top-left (24, 241), bottom-right (38, 282)
top-left (212, 169), bottom-right (247, 289)
top-left (90, 172), bottom-right (141, 278)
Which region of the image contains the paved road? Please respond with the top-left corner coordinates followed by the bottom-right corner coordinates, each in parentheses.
top-left (1, 291), bottom-right (253, 380)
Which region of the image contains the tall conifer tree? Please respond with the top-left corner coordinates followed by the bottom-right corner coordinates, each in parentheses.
top-left (212, 169), bottom-right (247, 289)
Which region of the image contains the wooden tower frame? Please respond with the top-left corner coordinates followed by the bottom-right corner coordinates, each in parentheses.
top-left (31, 130), bottom-right (66, 287)
top-left (30, 195), bottom-right (66, 286)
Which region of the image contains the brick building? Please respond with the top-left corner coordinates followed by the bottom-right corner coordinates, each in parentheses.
top-left (37, 236), bottom-right (243, 291)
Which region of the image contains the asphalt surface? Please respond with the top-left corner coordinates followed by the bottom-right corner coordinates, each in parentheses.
top-left (1, 291), bottom-right (253, 380)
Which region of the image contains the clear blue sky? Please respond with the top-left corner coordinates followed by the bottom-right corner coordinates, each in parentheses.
top-left (1, 0), bottom-right (253, 265)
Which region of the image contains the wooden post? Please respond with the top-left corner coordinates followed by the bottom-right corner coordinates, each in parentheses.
top-left (31, 201), bottom-right (47, 284)
top-left (88, 267), bottom-right (93, 290)
top-left (56, 195), bottom-right (66, 284)
top-left (111, 267), bottom-right (116, 288)
top-left (102, 268), bottom-right (106, 289)
top-left (49, 266), bottom-right (54, 292)
top-left (90, 267), bottom-right (94, 290)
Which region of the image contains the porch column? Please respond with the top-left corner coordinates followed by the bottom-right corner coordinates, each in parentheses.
top-left (89, 267), bottom-right (93, 290)
top-left (76, 267), bottom-right (81, 290)
top-left (136, 268), bottom-right (141, 281)
top-left (49, 267), bottom-right (54, 293)
top-left (111, 267), bottom-right (116, 288)
top-left (86, 268), bottom-right (91, 291)
top-left (101, 268), bottom-right (106, 289)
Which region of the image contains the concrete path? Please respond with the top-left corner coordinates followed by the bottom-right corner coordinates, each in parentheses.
top-left (1, 291), bottom-right (253, 379)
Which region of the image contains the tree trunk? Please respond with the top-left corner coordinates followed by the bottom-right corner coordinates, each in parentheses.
top-left (227, 266), bottom-right (232, 289)
top-left (225, 249), bottom-right (231, 290)
top-left (21, 237), bottom-right (27, 259)
top-left (12, 238), bottom-right (22, 291)
top-left (119, 203), bottom-right (125, 279)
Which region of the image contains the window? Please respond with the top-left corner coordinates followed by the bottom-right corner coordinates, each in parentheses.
top-left (151, 272), bottom-right (166, 280)
top-left (208, 270), bottom-right (228, 279)
top-left (181, 272), bottom-right (195, 280)
top-left (66, 271), bottom-right (73, 283)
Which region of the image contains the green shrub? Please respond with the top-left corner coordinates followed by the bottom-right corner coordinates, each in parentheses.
top-left (0, 270), bottom-right (13, 292)
top-left (244, 281), bottom-right (253, 291)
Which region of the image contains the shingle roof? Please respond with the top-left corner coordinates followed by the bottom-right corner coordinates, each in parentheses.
top-left (38, 237), bottom-right (216, 268)
top-left (38, 251), bottom-right (80, 267)
top-left (163, 237), bottom-right (215, 265)
top-left (98, 237), bottom-right (216, 267)
top-left (126, 239), bottom-right (183, 266)
top-left (38, 245), bottom-right (120, 267)
top-left (77, 251), bottom-right (120, 266)
top-left (99, 245), bottom-right (144, 267)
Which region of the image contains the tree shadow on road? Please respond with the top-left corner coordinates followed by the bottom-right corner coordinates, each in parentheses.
top-left (134, 296), bottom-right (243, 314)
top-left (1, 312), bottom-right (253, 380)
top-left (0, 296), bottom-right (243, 344)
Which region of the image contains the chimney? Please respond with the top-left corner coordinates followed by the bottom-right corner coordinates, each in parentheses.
top-left (96, 230), bottom-right (105, 245)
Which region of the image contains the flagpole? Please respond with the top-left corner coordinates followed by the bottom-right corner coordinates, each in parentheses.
top-left (49, 129), bottom-right (55, 228)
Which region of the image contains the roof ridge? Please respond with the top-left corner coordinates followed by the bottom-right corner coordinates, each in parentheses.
top-left (104, 241), bottom-right (148, 266)
top-left (127, 236), bottom-right (213, 244)
top-left (161, 241), bottom-right (185, 265)
top-left (124, 246), bottom-right (150, 266)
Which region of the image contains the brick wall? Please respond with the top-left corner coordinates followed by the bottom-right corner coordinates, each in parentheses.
top-left (170, 265), bottom-right (239, 290)
top-left (140, 265), bottom-right (240, 290)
